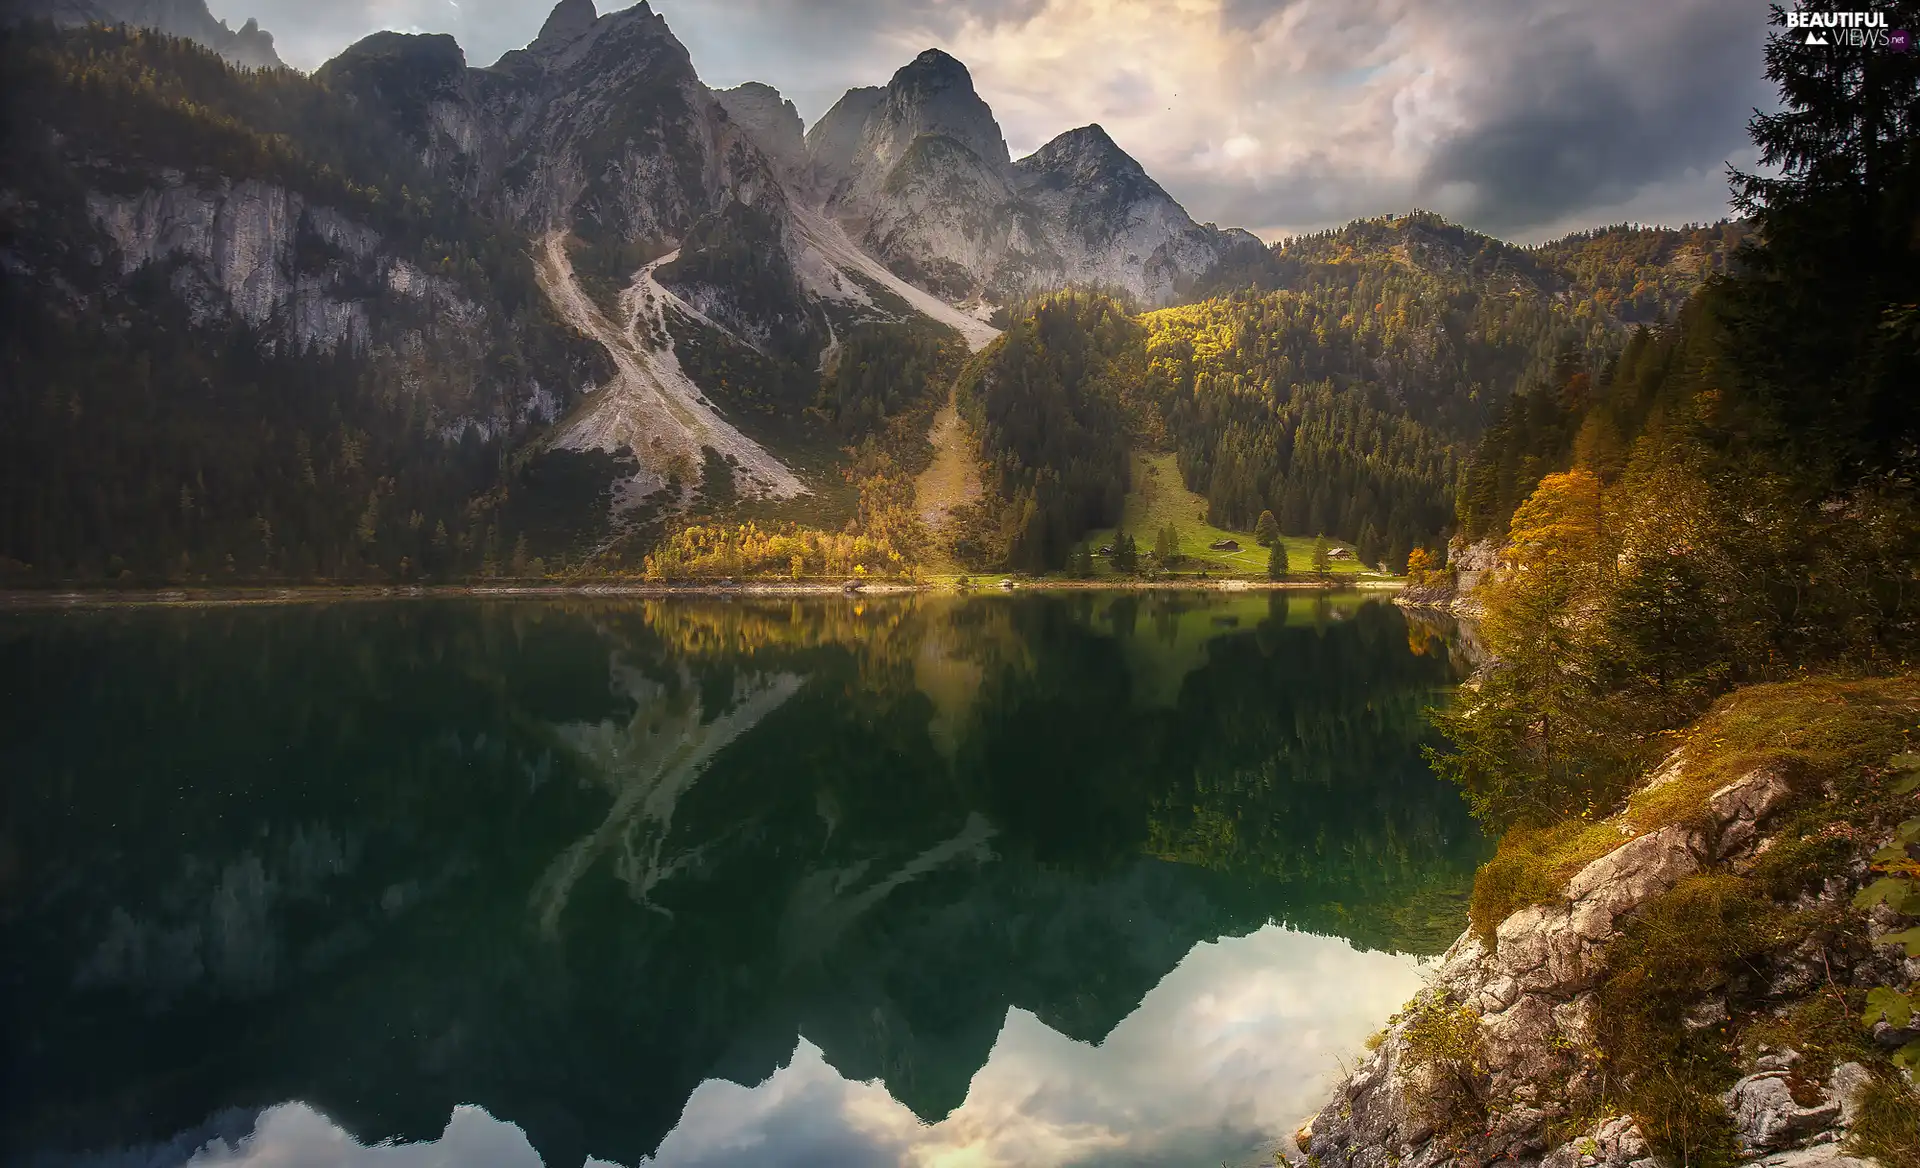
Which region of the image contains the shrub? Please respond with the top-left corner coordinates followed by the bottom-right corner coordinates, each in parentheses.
top-left (1598, 875), bottom-right (1794, 1165)
top-left (1397, 992), bottom-right (1489, 1139)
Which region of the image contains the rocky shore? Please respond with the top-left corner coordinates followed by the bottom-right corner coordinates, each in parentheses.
top-left (1295, 721), bottom-right (1920, 1168)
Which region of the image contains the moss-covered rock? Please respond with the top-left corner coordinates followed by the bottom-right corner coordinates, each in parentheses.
top-left (1301, 677), bottom-right (1920, 1168)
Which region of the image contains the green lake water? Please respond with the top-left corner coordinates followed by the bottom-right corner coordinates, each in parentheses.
top-left (0, 592), bottom-right (1484, 1168)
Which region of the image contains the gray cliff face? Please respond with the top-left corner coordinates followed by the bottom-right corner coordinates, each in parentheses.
top-left (319, 1), bottom-right (822, 359)
top-left (804, 86), bottom-right (886, 193)
top-left (535, 0), bottom-right (597, 43)
top-left (855, 49), bottom-right (1011, 179)
top-left (322, 1), bottom-right (769, 250)
top-left (323, 19), bottom-right (1258, 326)
top-left (78, 176), bottom-right (564, 433)
top-left (6, 0), bottom-right (283, 67)
top-left (85, 178), bottom-right (479, 354)
top-left (1300, 753), bottom-right (1916, 1168)
top-left (715, 82), bottom-right (807, 179)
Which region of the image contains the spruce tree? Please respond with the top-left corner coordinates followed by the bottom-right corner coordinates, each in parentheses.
top-left (1255, 510), bottom-right (1279, 547)
top-left (1267, 540), bottom-right (1288, 580)
top-left (1155, 523), bottom-right (1180, 563)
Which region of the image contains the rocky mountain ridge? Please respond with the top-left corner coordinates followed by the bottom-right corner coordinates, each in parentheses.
top-left (797, 48), bottom-right (1261, 307)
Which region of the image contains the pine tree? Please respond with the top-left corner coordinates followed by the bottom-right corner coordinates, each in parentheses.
top-left (1154, 523), bottom-right (1180, 563)
top-left (1267, 540), bottom-right (1288, 580)
top-left (1068, 542), bottom-right (1093, 578)
top-left (1311, 534), bottom-right (1332, 576)
top-left (1254, 509), bottom-right (1279, 547)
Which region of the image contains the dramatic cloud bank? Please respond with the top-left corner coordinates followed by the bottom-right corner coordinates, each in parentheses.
top-left (209, 0), bottom-right (1774, 241)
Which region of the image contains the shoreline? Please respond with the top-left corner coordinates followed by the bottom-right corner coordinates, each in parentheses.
top-left (0, 577), bottom-right (1402, 610)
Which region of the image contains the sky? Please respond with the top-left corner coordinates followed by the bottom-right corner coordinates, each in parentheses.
top-left (206, 0), bottom-right (1779, 243)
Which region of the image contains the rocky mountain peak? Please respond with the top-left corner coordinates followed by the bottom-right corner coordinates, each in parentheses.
top-left (895, 48), bottom-right (972, 91)
top-left (1016, 124), bottom-right (1150, 186)
top-left (535, 0), bottom-right (597, 45)
top-left (715, 82), bottom-right (805, 174)
top-left (867, 47), bottom-right (1009, 172)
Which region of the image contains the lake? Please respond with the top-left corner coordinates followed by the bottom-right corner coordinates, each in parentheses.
top-left (0, 592), bottom-right (1484, 1168)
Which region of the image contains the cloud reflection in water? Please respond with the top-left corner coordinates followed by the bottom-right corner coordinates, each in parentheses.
top-left (186, 926), bottom-right (1425, 1168)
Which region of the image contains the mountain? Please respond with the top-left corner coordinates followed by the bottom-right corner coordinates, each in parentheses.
top-left (2, 0), bottom-right (283, 67)
top-left (0, 1), bottom-right (1744, 586)
top-left (808, 50), bottom-right (1258, 306)
top-left (0, 21), bottom-right (628, 583)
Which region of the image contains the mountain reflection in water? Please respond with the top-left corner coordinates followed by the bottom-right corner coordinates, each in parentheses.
top-left (1, 592), bottom-right (1483, 1168)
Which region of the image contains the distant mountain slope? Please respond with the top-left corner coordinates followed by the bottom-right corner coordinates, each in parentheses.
top-left (937, 214), bottom-right (1746, 573)
top-left (2, 0), bottom-right (283, 66)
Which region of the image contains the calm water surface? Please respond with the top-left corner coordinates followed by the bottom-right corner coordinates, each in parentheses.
top-left (1, 592), bottom-right (1484, 1167)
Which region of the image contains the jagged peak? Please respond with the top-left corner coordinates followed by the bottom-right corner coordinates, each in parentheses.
top-left (869, 47), bottom-right (1008, 171)
top-left (889, 48), bottom-right (977, 98)
top-left (536, 0), bottom-right (597, 45)
top-left (1018, 124), bottom-right (1143, 175)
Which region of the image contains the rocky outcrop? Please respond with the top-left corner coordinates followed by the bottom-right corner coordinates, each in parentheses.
top-left (1397, 534), bottom-right (1501, 614)
top-left (6, 0), bottom-right (284, 68)
top-left (320, 2), bottom-right (774, 252)
top-left (69, 172), bottom-right (587, 437)
top-left (803, 86), bottom-right (886, 195)
top-left (1299, 756), bottom-right (1906, 1168)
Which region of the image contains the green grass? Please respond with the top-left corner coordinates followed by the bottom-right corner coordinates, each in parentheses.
top-left (1079, 452), bottom-right (1378, 579)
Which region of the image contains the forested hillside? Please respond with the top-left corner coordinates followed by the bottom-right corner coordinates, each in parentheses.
top-left (937, 215), bottom-right (1741, 574)
top-left (0, 24), bottom-right (617, 582)
top-left (1389, 15), bottom-right (1920, 1157)
top-left (948, 293), bottom-right (1140, 571)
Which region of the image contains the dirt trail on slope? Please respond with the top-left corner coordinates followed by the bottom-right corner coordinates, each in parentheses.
top-left (535, 232), bottom-right (807, 502)
top-left (914, 388), bottom-right (984, 566)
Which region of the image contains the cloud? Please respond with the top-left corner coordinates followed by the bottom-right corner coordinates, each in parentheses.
top-left (204, 0), bottom-right (1775, 241)
top-left (172, 927), bottom-right (1430, 1168)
